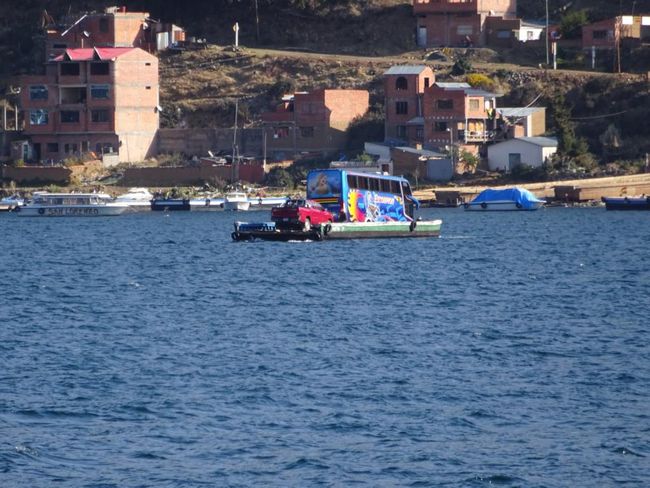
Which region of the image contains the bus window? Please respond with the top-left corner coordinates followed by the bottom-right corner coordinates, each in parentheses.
top-left (369, 177), bottom-right (379, 192)
top-left (347, 174), bottom-right (357, 189)
top-left (380, 179), bottom-right (391, 193)
top-left (357, 176), bottom-right (369, 190)
top-left (401, 181), bottom-right (412, 195)
top-left (390, 180), bottom-right (401, 195)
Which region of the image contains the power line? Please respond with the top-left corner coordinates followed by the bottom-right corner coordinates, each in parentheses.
top-left (570, 109), bottom-right (628, 121)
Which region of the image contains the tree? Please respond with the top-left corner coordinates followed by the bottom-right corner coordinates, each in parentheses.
top-left (559, 10), bottom-right (589, 39)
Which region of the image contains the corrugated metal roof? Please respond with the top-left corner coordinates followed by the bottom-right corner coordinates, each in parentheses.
top-left (518, 136), bottom-right (558, 147)
top-left (406, 116), bottom-right (424, 126)
top-left (395, 146), bottom-right (445, 158)
top-left (54, 47), bottom-right (135, 62)
top-left (384, 65), bottom-right (430, 75)
top-left (497, 107), bottom-right (545, 117)
top-left (435, 82), bottom-right (471, 89)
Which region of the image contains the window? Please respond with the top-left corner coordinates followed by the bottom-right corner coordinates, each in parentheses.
top-left (96, 143), bottom-right (114, 154)
top-left (395, 101), bottom-right (408, 115)
top-left (437, 99), bottom-right (453, 110)
top-left (593, 30), bottom-right (609, 40)
top-left (30, 109), bottom-right (49, 125)
top-left (416, 127), bottom-right (424, 140)
top-left (90, 62), bottom-right (109, 76)
top-left (469, 99), bottom-right (480, 110)
top-left (396, 125), bottom-right (407, 139)
top-left (434, 121), bottom-right (448, 132)
top-left (357, 176), bottom-right (369, 190)
top-left (368, 178), bottom-right (379, 192)
top-left (145, 62), bottom-right (152, 66)
top-left (497, 30), bottom-right (511, 39)
top-left (29, 85), bottom-right (48, 100)
top-left (347, 174), bottom-right (357, 189)
top-left (300, 126), bottom-right (314, 138)
top-left (60, 63), bottom-right (80, 76)
top-left (380, 179), bottom-right (391, 192)
top-left (64, 143), bottom-right (78, 154)
top-left (395, 77), bottom-right (408, 90)
top-left (390, 181), bottom-right (401, 195)
top-left (99, 18), bottom-right (109, 33)
top-left (457, 25), bottom-right (473, 36)
top-left (46, 143), bottom-right (59, 153)
top-left (91, 109), bottom-right (109, 123)
top-left (53, 43), bottom-right (67, 49)
top-left (146, 86), bottom-right (151, 90)
top-left (424, 77), bottom-right (430, 88)
top-left (273, 126), bottom-right (289, 139)
top-left (91, 84), bottom-right (110, 99)
top-left (60, 111), bottom-right (80, 123)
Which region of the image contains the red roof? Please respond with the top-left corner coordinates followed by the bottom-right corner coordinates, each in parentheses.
top-left (54, 47), bottom-right (135, 62)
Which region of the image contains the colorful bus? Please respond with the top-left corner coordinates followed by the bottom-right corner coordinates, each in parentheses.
top-left (306, 169), bottom-right (419, 222)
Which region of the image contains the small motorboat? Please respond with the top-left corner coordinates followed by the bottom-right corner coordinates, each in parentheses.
top-left (0, 195), bottom-right (25, 212)
top-left (602, 196), bottom-right (650, 210)
top-left (223, 192), bottom-right (250, 211)
top-left (464, 188), bottom-right (545, 211)
top-left (114, 187), bottom-right (153, 211)
top-left (150, 198), bottom-right (191, 211)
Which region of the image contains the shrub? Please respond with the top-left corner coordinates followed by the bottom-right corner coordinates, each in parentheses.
top-left (466, 73), bottom-right (495, 91)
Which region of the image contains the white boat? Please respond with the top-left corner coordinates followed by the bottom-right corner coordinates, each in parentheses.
top-left (16, 192), bottom-right (129, 217)
top-left (223, 192), bottom-right (250, 211)
top-left (464, 188), bottom-right (545, 211)
top-left (114, 187), bottom-right (153, 211)
top-left (189, 196), bottom-right (225, 211)
top-left (0, 195), bottom-right (25, 211)
top-left (248, 196), bottom-right (290, 209)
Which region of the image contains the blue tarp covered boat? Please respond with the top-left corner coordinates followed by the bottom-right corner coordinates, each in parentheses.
top-left (464, 188), bottom-right (545, 211)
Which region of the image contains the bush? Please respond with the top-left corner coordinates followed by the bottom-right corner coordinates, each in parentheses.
top-left (466, 73), bottom-right (495, 91)
top-left (451, 56), bottom-right (472, 76)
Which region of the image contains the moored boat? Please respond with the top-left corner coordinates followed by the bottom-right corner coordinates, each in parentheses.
top-left (150, 198), bottom-right (191, 211)
top-left (601, 196), bottom-right (650, 210)
top-left (114, 187), bottom-right (153, 211)
top-left (464, 188), bottom-right (545, 211)
top-left (189, 196), bottom-right (225, 211)
top-left (16, 192), bottom-right (128, 217)
top-left (0, 195), bottom-right (25, 212)
top-left (223, 192), bottom-right (250, 211)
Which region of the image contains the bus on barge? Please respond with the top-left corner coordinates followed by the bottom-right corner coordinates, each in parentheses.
top-left (232, 169), bottom-right (442, 241)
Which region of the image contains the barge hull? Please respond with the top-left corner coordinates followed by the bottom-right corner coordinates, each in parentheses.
top-left (232, 220), bottom-right (442, 241)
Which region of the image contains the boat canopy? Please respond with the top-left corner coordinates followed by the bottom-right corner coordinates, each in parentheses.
top-left (471, 188), bottom-right (544, 210)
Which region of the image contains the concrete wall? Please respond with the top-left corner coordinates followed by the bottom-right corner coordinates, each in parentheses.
top-left (1, 166), bottom-right (71, 184)
top-left (157, 128), bottom-right (263, 157)
top-left (121, 163), bottom-right (264, 186)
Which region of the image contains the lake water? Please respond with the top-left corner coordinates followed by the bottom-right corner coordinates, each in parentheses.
top-left (1, 207), bottom-right (648, 487)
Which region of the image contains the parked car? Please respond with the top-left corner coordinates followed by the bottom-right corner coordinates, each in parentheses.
top-left (271, 199), bottom-right (333, 231)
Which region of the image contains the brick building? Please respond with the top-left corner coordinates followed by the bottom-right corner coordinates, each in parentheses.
top-left (414, 0), bottom-right (517, 47)
top-left (45, 6), bottom-right (185, 61)
top-left (261, 89), bottom-right (369, 160)
top-left (383, 65), bottom-right (435, 145)
top-left (20, 47), bottom-right (159, 163)
top-left (423, 82), bottom-right (501, 154)
top-left (581, 15), bottom-right (650, 50)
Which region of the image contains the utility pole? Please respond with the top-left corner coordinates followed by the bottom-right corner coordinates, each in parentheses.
top-left (254, 0), bottom-right (260, 43)
top-left (545, 0), bottom-right (550, 66)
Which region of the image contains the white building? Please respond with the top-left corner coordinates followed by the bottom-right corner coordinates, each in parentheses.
top-left (487, 137), bottom-right (558, 172)
top-left (517, 21), bottom-right (545, 42)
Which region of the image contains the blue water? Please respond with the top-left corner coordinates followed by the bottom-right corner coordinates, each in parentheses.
top-left (1, 208), bottom-right (648, 487)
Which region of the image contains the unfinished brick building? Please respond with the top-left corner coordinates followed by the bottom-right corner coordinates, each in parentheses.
top-left (383, 65), bottom-right (435, 146)
top-left (261, 89), bottom-right (369, 160)
top-left (20, 47), bottom-right (159, 163)
top-left (414, 0), bottom-right (517, 47)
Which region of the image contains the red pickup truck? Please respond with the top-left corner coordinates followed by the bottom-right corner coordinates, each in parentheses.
top-left (271, 199), bottom-right (333, 231)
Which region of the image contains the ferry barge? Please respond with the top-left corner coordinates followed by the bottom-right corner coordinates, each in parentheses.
top-left (232, 169), bottom-right (442, 241)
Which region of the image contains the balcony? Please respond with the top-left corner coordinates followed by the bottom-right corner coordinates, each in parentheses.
top-left (459, 129), bottom-right (496, 142)
top-left (413, 0), bottom-right (478, 15)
